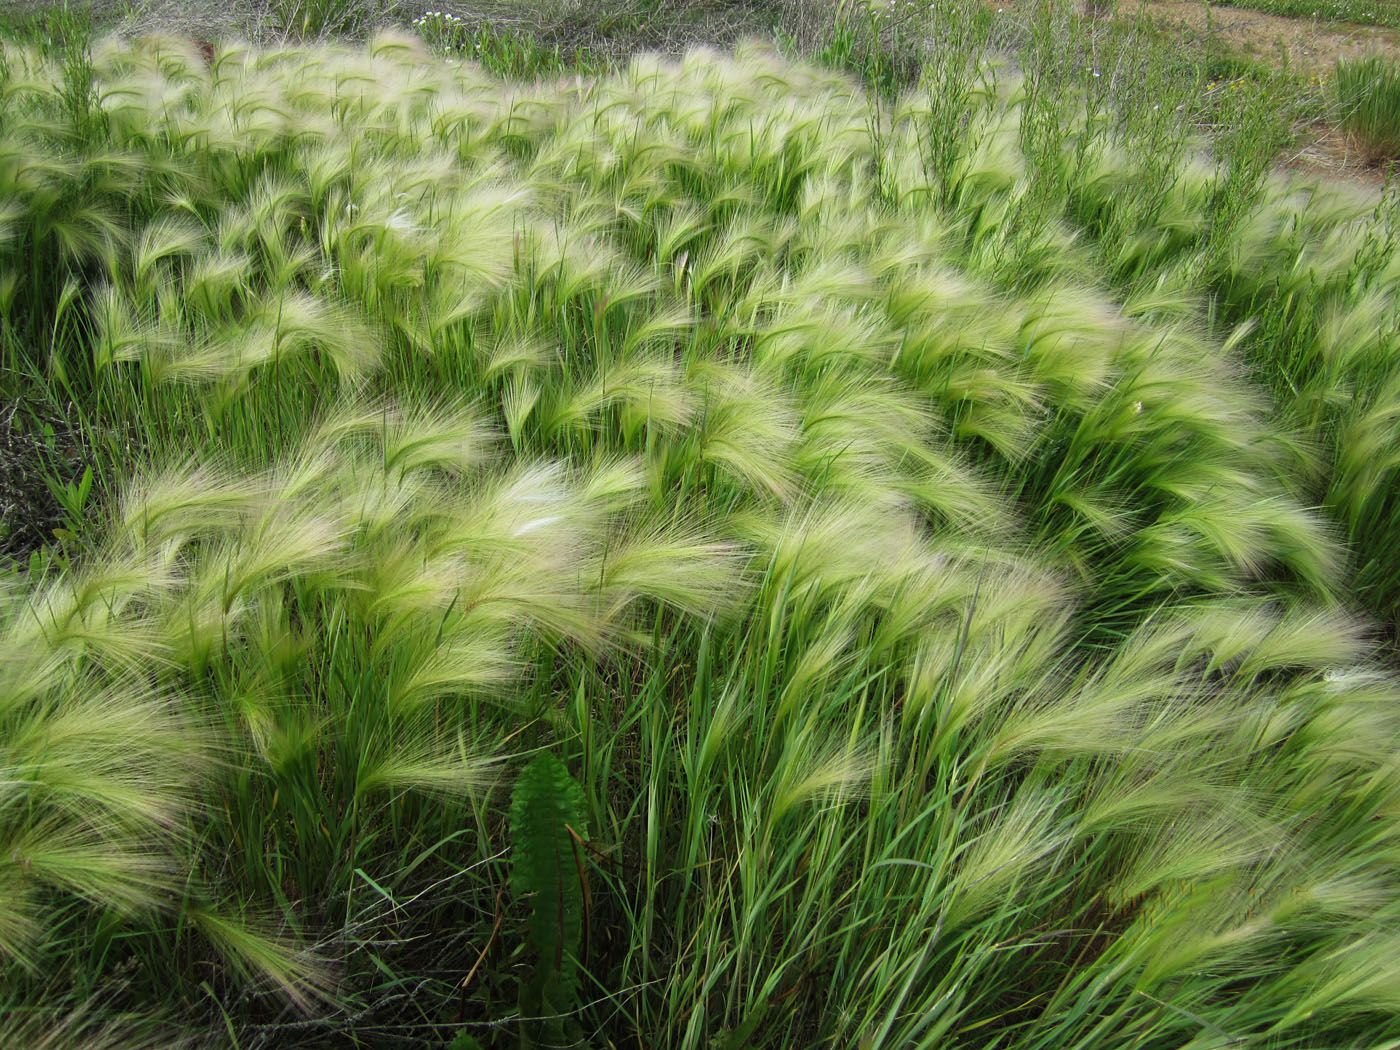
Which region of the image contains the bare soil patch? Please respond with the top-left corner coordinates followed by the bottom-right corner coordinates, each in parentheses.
top-left (1127, 0), bottom-right (1399, 74)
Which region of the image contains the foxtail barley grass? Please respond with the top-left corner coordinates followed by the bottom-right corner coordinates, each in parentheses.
top-left (1, 14), bottom-right (1400, 1049)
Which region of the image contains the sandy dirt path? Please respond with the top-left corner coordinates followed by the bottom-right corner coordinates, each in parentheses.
top-left (1126, 0), bottom-right (1398, 73)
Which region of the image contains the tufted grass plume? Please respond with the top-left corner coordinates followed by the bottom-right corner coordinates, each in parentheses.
top-left (2, 14), bottom-right (1400, 1050)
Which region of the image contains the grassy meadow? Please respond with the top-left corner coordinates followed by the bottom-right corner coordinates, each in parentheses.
top-left (4, 2), bottom-right (1400, 1047)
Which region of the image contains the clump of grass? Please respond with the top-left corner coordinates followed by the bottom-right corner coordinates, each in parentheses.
top-left (801, 0), bottom-right (941, 99)
top-left (272, 0), bottom-right (386, 38)
top-left (411, 10), bottom-right (609, 77)
top-left (0, 2), bottom-right (95, 57)
top-left (1335, 51), bottom-right (1400, 163)
top-left (3, 12), bottom-right (1400, 1050)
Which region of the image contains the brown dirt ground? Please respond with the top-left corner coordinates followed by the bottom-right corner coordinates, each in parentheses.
top-left (1128, 0), bottom-right (1398, 74)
